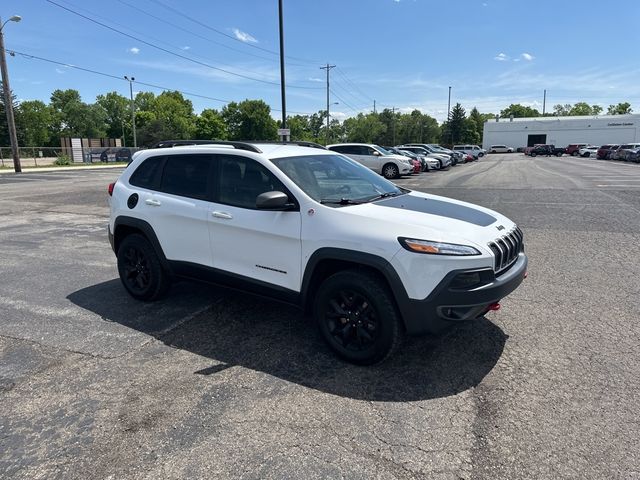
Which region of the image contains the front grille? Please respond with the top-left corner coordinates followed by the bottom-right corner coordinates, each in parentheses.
top-left (489, 227), bottom-right (524, 274)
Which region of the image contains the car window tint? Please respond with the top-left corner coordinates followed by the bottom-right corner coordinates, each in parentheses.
top-left (218, 156), bottom-right (288, 209)
top-left (160, 154), bottom-right (212, 200)
top-left (130, 155), bottom-right (165, 190)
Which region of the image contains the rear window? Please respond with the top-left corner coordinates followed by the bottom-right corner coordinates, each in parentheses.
top-left (129, 155), bottom-right (164, 190)
top-left (160, 154), bottom-right (213, 200)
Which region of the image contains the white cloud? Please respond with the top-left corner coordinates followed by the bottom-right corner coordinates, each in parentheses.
top-left (494, 53), bottom-right (509, 61)
top-left (181, 46), bottom-right (191, 51)
top-left (128, 47), bottom-right (140, 55)
top-left (55, 68), bottom-right (66, 74)
top-left (307, 77), bottom-right (323, 82)
top-left (521, 52), bottom-right (534, 61)
top-left (232, 28), bottom-right (258, 44)
top-left (482, 2), bottom-right (488, 6)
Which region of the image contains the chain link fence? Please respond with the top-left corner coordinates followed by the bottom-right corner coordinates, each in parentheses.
top-left (0, 146), bottom-right (142, 168)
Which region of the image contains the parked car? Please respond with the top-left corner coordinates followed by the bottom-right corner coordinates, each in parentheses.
top-left (383, 147), bottom-right (427, 172)
top-left (398, 149), bottom-right (441, 171)
top-left (108, 141), bottom-right (527, 364)
top-left (489, 145), bottom-right (515, 153)
top-left (516, 147), bottom-right (526, 153)
top-left (327, 143), bottom-right (413, 179)
top-left (529, 145), bottom-right (565, 157)
top-left (613, 143), bottom-right (640, 161)
top-left (596, 145), bottom-right (618, 160)
top-left (453, 145), bottom-right (486, 159)
top-left (396, 145), bottom-right (450, 169)
top-left (565, 144), bottom-right (588, 156)
top-left (625, 148), bottom-right (640, 163)
top-left (403, 144), bottom-right (454, 166)
top-left (578, 146), bottom-right (599, 158)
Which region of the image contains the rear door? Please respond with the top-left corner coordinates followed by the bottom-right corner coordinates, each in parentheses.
top-left (134, 153), bottom-right (215, 266)
top-left (207, 154), bottom-right (302, 291)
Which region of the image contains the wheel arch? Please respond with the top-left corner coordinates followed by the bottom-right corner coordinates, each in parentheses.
top-left (300, 248), bottom-right (410, 329)
top-left (113, 216), bottom-right (170, 271)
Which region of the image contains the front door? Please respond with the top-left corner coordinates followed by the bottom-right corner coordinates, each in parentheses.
top-left (208, 155), bottom-right (302, 292)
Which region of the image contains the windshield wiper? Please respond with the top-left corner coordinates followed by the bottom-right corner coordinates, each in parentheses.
top-left (320, 198), bottom-right (364, 205)
top-left (363, 191), bottom-right (405, 203)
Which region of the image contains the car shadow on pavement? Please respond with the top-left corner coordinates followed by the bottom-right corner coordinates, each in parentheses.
top-left (67, 279), bottom-right (507, 402)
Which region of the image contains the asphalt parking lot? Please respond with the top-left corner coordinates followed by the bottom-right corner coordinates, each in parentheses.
top-left (1, 154), bottom-right (639, 479)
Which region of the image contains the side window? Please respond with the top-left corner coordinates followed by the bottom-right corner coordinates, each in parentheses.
top-left (160, 154), bottom-right (212, 200)
top-left (341, 146), bottom-right (359, 155)
top-left (218, 156), bottom-right (288, 209)
top-left (330, 145), bottom-right (347, 153)
top-left (129, 155), bottom-right (165, 190)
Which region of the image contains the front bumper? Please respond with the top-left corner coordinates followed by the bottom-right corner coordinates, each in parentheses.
top-left (398, 253), bottom-right (528, 335)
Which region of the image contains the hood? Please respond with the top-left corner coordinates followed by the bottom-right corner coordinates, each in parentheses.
top-left (338, 191), bottom-right (514, 251)
top-left (384, 154), bottom-right (412, 163)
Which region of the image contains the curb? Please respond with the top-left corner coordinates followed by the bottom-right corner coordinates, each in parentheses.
top-left (0, 164), bottom-right (126, 175)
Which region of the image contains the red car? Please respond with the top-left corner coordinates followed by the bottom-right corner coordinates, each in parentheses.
top-left (565, 144), bottom-right (588, 156)
top-left (596, 144), bottom-right (618, 160)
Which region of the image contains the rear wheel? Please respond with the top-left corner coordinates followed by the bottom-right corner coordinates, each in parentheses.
top-left (314, 270), bottom-right (402, 365)
top-left (117, 234), bottom-right (171, 301)
top-left (531, 152), bottom-right (537, 157)
top-left (571, 151), bottom-right (578, 156)
top-left (382, 163), bottom-right (399, 179)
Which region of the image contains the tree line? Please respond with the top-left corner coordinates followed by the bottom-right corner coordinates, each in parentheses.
top-left (0, 83), bottom-right (634, 148)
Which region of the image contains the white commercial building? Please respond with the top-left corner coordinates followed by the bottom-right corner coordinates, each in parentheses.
top-left (482, 114), bottom-right (640, 150)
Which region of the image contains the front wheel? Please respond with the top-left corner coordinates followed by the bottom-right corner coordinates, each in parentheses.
top-left (314, 270), bottom-right (402, 365)
top-left (382, 163), bottom-right (399, 179)
top-left (117, 234), bottom-right (171, 301)
top-left (556, 152), bottom-right (563, 157)
top-left (530, 152), bottom-right (537, 157)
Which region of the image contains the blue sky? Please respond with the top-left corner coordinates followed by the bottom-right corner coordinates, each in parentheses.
top-left (3, 0), bottom-right (640, 122)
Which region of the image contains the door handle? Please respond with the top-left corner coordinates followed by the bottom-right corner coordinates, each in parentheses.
top-left (212, 211), bottom-right (233, 220)
top-left (145, 198), bottom-right (161, 206)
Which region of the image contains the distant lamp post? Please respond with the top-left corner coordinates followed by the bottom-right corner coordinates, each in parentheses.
top-left (0, 15), bottom-right (23, 173)
top-left (124, 75), bottom-right (137, 148)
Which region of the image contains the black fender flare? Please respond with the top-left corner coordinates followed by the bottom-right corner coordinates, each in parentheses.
top-left (113, 216), bottom-right (171, 272)
top-left (300, 248), bottom-right (411, 326)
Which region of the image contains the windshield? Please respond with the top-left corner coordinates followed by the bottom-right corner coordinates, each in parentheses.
top-left (373, 146), bottom-right (392, 155)
top-left (271, 154), bottom-right (406, 206)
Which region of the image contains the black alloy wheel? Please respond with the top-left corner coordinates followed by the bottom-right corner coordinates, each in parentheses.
top-left (117, 234), bottom-right (170, 301)
top-left (315, 270), bottom-right (402, 365)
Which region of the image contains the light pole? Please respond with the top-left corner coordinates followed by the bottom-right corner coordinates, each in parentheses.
top-left (124, 75), bottom-right (137, 148)
top-left (278, 0), bottom-right (287, 141)
top-left (0, 15), bottom-right (22, 173)
top-left (320, 63), bottom-right (336, 145)
top-left (326, 102), bottom-right (338, 144)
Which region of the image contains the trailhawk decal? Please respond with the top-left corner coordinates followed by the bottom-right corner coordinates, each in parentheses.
top-left (375, 195), bottom-right (497, 227)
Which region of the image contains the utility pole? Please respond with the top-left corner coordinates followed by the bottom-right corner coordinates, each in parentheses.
top-left (320, 63), bottom-right (335, 145)
top-left (392, 107), bottom-right (396, 145)
top-left (0, 15), bottom-right (22, 173)
top-left (124, 76), bottom-right (137, 148)
top-left (447, 86), bottom-right (452, 147)
top-left (373, 100), bottom-right (376, 114)
top-left (543, 89), bottom-right (547, 115)
top-left (278, 0), bottom-right (288, 141)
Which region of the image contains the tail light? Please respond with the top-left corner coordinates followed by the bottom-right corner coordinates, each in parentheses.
top-left (108, 182), bottom-right (115, 196)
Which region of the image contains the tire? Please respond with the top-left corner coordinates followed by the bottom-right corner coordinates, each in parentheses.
top-left (314, 269), bottom-right (402, 365)
top-left (117, 234), bottom-right (171, 301)
top-left (530, 152), bottom-right (537, 157)
top-left (382, 163), bottom-right (399, 179)
top-left (478, 152), bottom-right (485, 158)
top-left (491, 150), bottom-right (496, 154)
top-left (556, 152), bottom-right (563, 157)
top-left (571, 151), bottom-right (578, 156)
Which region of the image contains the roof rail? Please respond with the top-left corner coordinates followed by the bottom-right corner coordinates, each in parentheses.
top-left (150, 140), bottom-right (262, 153)
top-left (250, 141), bottom-right (327, 150)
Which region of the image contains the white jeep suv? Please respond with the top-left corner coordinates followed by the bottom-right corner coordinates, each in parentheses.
top-left (108, 141), bottom-right (527, 364)
top-left (326, 143), bottom-right (413, 179)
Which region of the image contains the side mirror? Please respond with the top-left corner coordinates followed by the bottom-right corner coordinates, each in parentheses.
top-left (372, 150), bottom-right (381, 156)
top-left (256, 191), bottom-right (294, 210)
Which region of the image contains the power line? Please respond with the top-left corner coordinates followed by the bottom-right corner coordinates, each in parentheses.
top-left (329, 88), bottom-right (361, 114)
top-left (147, 0), bottom-right (321, 65)
top-left (45, 0), bottom-right (322, 90)
top-left (335, 67), bottom-right (376, 104)
top-left (113, 0), bottom-right (309, 67)
top-left (8, 49), bottom-right (314, 114)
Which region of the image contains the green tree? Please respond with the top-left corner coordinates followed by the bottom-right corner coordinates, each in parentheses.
top-left (0, 81), bottom-right (19, 146)
top-left (499, 104), bottom-right (540, 118)
top-left (553, 102), bottom-right (603, 116)
top-left (152, 91), bottom-right (195, 139)
top-left (221, 99), bottom-right (277, 141)
top-left (16, 100), bottom-right (54, 147)
top-left (195, 108), bottom-right (227, 139)
top-left (50, 89), bottom-right (107, 138)
top-left (96, 91), bottom-right (130, 144)
top-left (343, 112), bottom-right (386, 143)
top-left (468, 107), bottom-right (487, 143)
top-left (440, 103), bottom-right (467, 145)
top-left (607, 102), bottom-right (633, 115)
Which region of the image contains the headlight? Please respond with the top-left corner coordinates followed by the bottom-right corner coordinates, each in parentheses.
top-left (398, 237), bottom-right (481, 255)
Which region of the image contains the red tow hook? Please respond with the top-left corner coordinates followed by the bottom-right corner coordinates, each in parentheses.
top-left (488, 303), bottom-right (501, 311)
